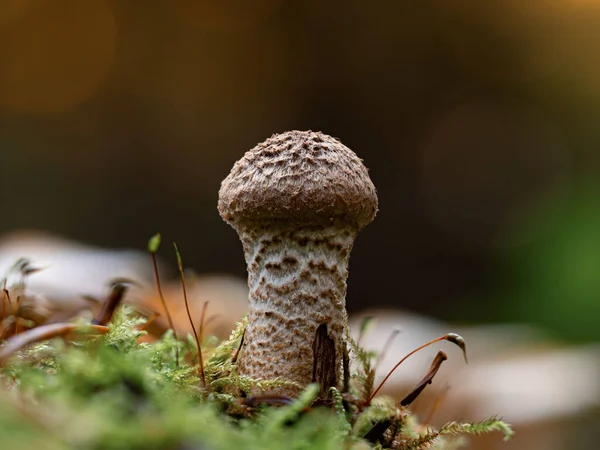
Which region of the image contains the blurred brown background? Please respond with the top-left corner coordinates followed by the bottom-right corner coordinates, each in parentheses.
top-left (1, 0), bottom-right (600, 344)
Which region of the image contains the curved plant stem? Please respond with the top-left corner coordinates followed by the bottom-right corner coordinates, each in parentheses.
top-left (174, 243), bottom-right (205, 388)
top-left (148, 234), bottom-right (179, 366)
top-left (368, 333), bottom-right (467, 403)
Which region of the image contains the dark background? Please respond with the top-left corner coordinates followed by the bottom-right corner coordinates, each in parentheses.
top-left (1, 0), bottom-right (599, 342)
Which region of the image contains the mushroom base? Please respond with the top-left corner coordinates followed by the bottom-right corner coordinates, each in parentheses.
top-left (236, 223), bottom-right (357, 396)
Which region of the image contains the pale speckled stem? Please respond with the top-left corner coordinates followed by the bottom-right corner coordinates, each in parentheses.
top-left (236, 221), bottom-right (358, 396)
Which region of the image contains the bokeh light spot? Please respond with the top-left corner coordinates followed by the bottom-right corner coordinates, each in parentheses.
top-left (0, 0), bottom-right (117, 116)
top-left (421, 98), bottom-right (571, 248)
top-left (172, 0), bottom-right (279, 31)
top-left (0, 0), bottom-right (34, 29)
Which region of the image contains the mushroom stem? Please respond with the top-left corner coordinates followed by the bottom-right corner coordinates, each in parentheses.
top-left (238, 221), bottom-right (357, 396)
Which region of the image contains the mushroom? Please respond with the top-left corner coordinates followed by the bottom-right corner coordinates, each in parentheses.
top-left (218, 130), bottom-right (378, 396)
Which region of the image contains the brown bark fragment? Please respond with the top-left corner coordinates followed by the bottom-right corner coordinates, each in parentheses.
top-left (312, 323), bottom-right (337, 399)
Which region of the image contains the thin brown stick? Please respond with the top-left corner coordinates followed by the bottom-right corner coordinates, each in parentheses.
top-left (421, 383), bottom-right (451, 427)
top-left (13, 295), bottom-right (22, 334)
top-left (363, 352), bottom-right (448, 444)
top-left (203, 314), bottom-right (219, 330)
top-left (342, 344), bottom-right (350, 393)
top-left (174, 243), bottom-right (205, 388)
top-left (1, 279), bottom-right (6, 319)
top-left (93, 283), bottom-right (128, 326)
top-left (4, 288), bottom-right (12, 305)
top-left (400, 350), bottom-right (447, 406)
top-left (14, 313), bottom-right (21, 335)
top-left (198, 301), bottom-right (209, 343)
top-left (148, 235), bottom-right (179, 366)
top-left (373, 328), bottom-right (401, 373)
top-left (368, 333), bottom-right (467, 403)
top-left (0, 318), bottom-right (9, 339)
top-left (232, 328), bottom-right (245, 364)
top-left (0, 323), bottom-right (109, 364)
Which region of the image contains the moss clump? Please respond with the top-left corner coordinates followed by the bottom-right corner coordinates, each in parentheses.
top-left (0, 307), bottom-right (512, 449)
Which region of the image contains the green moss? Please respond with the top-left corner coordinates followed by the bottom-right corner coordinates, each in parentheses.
top-left (0, 307), bottom-right (512, 449)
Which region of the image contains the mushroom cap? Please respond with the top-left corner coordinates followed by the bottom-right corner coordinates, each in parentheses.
top-left (218, 130), bottom-right (378, 229)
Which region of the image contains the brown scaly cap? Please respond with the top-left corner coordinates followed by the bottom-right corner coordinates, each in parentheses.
top-left (218, 130), bottom-right (378, 229)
